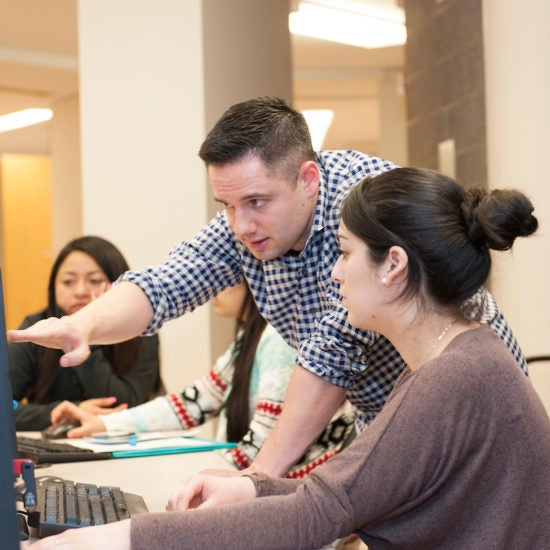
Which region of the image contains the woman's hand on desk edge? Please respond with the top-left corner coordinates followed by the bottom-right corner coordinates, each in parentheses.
top-left (27, 519), bottom-right (131, 550)
top-left (49, 400), bottom-right (116, 438)
top-left (166, 473), bottom-right (257, 511)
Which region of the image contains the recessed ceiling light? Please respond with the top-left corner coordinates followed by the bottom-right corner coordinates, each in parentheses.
top-left (0, 108), bottom-right (53, 133)
top-left (289, 2), bottom-right (406, 49)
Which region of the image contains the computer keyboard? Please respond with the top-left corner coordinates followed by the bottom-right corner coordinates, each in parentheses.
top-left (30, 478), bottom-right (148, 538)
top-left (17, 435), bottom-right (111, 464)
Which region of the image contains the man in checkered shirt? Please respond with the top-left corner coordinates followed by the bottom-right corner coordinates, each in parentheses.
top-left (8, 97), bottom-right (526, 478)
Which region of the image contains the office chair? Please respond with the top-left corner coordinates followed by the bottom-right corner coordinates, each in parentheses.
top-left (526, 355), bottom-right (550, 364)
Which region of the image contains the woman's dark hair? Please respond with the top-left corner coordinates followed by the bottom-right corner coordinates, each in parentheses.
top-left (222, 283), bottom-right (267, 442)
top-left (29, 236), bottom-right (159, 403)
top-left (341, 167), bottom-right (538, 310)
top-left (199, 97), bottom-right (315, 181)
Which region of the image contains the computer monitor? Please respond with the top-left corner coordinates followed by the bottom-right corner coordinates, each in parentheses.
top-left (0, 270), bottom-right (24, 548)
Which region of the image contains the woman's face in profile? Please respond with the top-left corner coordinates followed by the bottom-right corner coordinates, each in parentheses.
top-left (54, 250), bottom-right (110, 314)
top-left (332, 222), bottom-right (388, 332)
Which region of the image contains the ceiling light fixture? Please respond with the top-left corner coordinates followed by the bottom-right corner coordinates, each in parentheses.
top-left (289, 1), bottom-right (406, 49)
top-left (0, 108), bottom-right (53, 133)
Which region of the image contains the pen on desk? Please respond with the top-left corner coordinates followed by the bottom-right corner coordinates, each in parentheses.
top-left (88, 432), bottom-right (139, 445)
top-left (91, 430), bottom-right (136, 441)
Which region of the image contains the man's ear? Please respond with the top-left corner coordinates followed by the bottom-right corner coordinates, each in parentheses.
top-left (299, 160), bottom-right (320, 197)
top-left (384, 246), bottom-right (408, 285)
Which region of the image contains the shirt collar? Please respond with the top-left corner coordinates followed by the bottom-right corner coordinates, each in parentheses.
top-left (306, 157), bottom-right (328, 240)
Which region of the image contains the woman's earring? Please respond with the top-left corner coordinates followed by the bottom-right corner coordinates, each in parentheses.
top-left (381, 277), bottom-right (388, 285)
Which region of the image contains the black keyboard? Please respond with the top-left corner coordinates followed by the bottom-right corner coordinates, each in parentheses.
top-left (17, 436), bottom-right (111, 464)
top-left (30, 478), bottom-right (148, 538)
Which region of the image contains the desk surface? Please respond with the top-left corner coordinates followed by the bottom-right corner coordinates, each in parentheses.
top-left (34, 448), bottom-right (233, 512)
top-left (19, 429), bottom-right (234, 547)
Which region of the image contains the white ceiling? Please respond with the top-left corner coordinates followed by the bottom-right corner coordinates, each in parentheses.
top-left (0, 0), bottom-right (404, 155)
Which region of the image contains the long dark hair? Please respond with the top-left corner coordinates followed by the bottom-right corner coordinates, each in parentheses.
top-left (222, 283), bottom-right (267, 442)
top-left (28, 236), bottom-right (150, 403)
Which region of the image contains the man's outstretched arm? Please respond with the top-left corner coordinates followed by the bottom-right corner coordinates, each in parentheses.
top-left (8, 281), bottom-right (153, 367)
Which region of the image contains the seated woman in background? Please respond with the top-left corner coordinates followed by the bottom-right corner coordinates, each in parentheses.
top-left (51, 280), bottom-right (355, 478)
top-left (10, 235), bottom-right (161, 430)
top-left (29, 167), bottom-right (550, 550)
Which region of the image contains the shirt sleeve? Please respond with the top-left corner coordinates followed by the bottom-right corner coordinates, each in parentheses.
top-left (119, 213), bottom-right (244, 335)
top-left (297, 300), bottom-right (379, 389)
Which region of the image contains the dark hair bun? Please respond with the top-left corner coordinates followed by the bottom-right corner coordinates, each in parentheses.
top-left (462, 188), bottom-right (538, 251)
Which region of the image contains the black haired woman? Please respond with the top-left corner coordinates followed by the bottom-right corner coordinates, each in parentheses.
top-left (9, 236), bottom-right (161, 430)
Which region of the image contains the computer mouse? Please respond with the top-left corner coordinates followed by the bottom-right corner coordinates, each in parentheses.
top-left (41, 423), bottom-right (79, 440)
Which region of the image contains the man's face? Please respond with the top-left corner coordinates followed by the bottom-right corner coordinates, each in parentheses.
top-left (210, 155), bottom-right (319, 260)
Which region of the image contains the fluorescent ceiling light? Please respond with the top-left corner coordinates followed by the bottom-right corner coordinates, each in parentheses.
top-left (302, 109), bottom-right (334, 149)
top-left (289, 2), bottom-right (406, 49)
top-left (0, 108), bottom-right (53, 133)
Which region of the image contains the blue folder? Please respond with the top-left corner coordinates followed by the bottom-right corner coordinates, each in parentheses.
top-left (111, 437), bottom-right (236, 459)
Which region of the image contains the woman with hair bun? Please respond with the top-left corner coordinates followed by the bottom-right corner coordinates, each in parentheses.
top-left (28, 169), bottom-right (550, 550)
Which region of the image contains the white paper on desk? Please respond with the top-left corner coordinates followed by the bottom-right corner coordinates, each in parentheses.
top-left (68, 430), bottom-right (202, 453)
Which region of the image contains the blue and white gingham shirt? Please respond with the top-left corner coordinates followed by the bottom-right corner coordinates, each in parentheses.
top-left (122, 150), bottom-right (527, 430)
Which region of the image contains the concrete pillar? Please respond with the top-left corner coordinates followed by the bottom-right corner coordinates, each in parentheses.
top-left (483, 0), bottom-right (550, 355)
top-left (77, 0), bottom-right (291, 391)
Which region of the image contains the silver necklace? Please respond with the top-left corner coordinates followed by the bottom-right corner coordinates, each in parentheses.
top-left (427, 320), bottom-right (456, 358)
top-left (391, 320), bottom-right (457, 396)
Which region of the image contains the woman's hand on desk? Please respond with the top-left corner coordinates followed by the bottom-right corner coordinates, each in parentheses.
top-left (166, 473), bottom-right (257, 511)
top-left (78, 397), bottom-right (128, 415)
top-left (49, 400), bottom-right (108, 438)
top-left (27, 519), bottom-right (130, 550)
